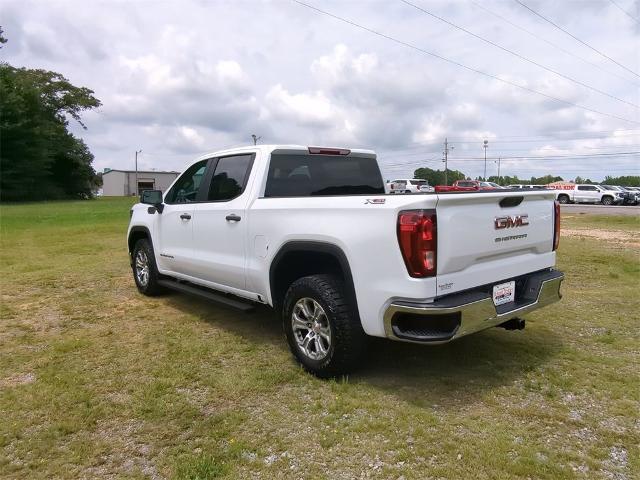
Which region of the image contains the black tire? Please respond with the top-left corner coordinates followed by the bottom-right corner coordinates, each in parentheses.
top-left (282, 274), bottom-right (366, 378)
top-left (131, 238), bottom-right (165, 296)
top-left (557, 194), bottom-right (570, 204)
top-left (601, 196), bottom-right (614, 206)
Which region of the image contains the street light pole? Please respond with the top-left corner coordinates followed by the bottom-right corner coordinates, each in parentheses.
top-left (483, 139), bottom-right (488, 181)
top-left (497, 157), bottom-right (501, 184)
top-left (135, 149), bottom-right (142, 197)
top-left (443, 138), bottom-right (454, 185)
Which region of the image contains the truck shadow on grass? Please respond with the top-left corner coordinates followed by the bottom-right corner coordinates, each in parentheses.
top-left (165, 293), bottom-right (561, 408)
top-left (359, 327), bottom-right (561, 408)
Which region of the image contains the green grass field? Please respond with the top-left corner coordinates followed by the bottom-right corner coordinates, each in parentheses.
top-left (1, 198), bottom-right (638, 479)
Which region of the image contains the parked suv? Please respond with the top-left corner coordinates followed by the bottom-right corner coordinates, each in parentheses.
top-left (603, 185), bottom-right (637, 205)
top-left (387, 178), bottom-right (433, 193)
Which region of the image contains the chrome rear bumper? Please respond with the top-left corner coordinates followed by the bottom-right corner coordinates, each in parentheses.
top-left (383, 269), bottom-right (564, 344)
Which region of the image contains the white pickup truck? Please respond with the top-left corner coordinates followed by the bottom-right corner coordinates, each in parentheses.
top-left (552, 184), bottom-right (623, 205)
top-left (128, 145), bottom-right (564, 377)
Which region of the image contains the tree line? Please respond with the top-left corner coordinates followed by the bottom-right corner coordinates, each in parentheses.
top-left (0, 28), bottom-right (102, 201)
top-left (413, 167), bottom-right (640, 187)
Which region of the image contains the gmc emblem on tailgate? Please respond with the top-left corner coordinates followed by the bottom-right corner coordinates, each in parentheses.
top-left (495, 214), bottom-right (529, 229)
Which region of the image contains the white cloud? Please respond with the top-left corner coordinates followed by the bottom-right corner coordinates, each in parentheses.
top-left (265, 84), bottom-right (338, 127)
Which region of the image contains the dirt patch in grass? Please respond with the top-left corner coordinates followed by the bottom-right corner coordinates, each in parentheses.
top-left (562, 228), bottom-right (640, 248)
top-left (0, 372), bottom-right (36, 389)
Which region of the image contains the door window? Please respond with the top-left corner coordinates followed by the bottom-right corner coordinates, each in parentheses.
top-left (207, 155), bottom-right (253, 201)
top-left (166, 160), bottom-right (208, 203)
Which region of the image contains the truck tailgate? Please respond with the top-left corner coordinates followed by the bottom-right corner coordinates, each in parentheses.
top-left (435, 191), bottom-right (556, 296)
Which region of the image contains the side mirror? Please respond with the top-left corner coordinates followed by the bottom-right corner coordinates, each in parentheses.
top-left (140, 190), bottom-right (164, 213)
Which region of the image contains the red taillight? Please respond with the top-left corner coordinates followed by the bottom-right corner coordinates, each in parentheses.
top-left (397, 209), bottom-right (437, 277)
top-left (308, 147), bottom-right (351, 155)
top-left (553, 200), bottom-right (561, 251)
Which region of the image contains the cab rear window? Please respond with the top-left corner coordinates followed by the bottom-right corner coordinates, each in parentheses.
top-left (264, 154), bottom-right (384, 197)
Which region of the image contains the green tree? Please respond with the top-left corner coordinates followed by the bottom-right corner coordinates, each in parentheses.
top-left (413, 167), bottom-right (466, 186)
top-left (0, 64), bottom-right (101, 200)
top-left (530, 174), bottom-right (564, 185)
top-left (602, 175), bottom-right (640, 186)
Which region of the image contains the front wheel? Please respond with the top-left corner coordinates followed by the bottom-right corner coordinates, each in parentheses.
top-left (132, 238), bottom-right (165, 296)
top-left (283, 274), bottom-right (366, 378)
top-left (601, 196), bottom-right (614, 206)
top-left (557, 194), bottom-right (569, 204)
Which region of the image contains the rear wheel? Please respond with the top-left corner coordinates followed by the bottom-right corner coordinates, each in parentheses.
top-left (557, 194), bottom-right (570, 204)
top-left (283, 274), bottom-right (366, 378)
top-left (601, 196), bottom-right (614, 206)
top-left (132, 238), bottom-right (165, 296)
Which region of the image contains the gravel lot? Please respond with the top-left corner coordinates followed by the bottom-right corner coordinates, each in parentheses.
top-left (561, 204), bottom-right (640, 216)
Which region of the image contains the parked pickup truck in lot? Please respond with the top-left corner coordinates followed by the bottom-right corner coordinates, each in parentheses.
top-left (127, 145), bottom-right (564, 377)
top-left (552, 184), bottom-right (623, 205)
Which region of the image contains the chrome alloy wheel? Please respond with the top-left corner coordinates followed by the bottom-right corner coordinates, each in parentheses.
top-left (291, 297), bottom-right (332, 361)
top-left (135, 250), bottom-right (150, 286)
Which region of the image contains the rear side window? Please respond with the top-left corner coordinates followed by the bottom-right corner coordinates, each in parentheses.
top-left (264, 154), bottom-right (384, 197)
top-left (207, 154), bottom-right (253, 201)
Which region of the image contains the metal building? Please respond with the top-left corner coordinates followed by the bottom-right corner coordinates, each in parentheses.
top-left (101, 169), bottom-right (179, 196)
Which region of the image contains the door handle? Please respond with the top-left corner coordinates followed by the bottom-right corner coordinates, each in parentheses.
top-left (225, 214), bottom-right (241, 222)
top-left (180, 213), bottom-right (191, 220)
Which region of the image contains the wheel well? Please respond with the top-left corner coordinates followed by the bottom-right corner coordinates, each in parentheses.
top-left (558, 193), bottom-right (569, 198)
top-left (269, 243), bottom-right (358, 315)
top-left (128, 228), bottom-right (150, 254)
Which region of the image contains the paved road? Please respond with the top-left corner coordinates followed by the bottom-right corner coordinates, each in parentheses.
top-left (561, 204), bottom-right (640, 216)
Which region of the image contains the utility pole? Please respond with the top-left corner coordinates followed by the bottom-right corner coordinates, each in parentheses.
top-left (497, 157), bottom-right (501, 184)
top-left (483, 139), bottom-right (489, 181)
top-left (135, 149), bottom-right (142, 197)
top-left (251, 134), bottom-right (262, 145)
top-left (443, 138), bottom-right (454, 185)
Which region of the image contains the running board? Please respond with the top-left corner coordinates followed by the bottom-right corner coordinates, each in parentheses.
top-left (158, 279), bottom-right (255, 312)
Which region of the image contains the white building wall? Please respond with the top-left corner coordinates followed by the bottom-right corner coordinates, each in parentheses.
top-left (102, 171), bottom-right (126, 196)
top-left (102, 171), bottom-right (179, 196)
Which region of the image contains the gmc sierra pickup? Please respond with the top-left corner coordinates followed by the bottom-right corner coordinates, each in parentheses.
top-left (127, 145), bottom-right (564, 377)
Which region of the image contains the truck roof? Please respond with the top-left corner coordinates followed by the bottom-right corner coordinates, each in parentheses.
top-left (193, 145), bottom-right (376, 162)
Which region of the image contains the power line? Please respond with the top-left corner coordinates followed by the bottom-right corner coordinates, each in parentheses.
top-left (379, 144), bottom-right (640, 161)
top-left (291, 0), bottom-right (640, 125)
top-left (470, 0), bottom-right (639, 86)
top-left (609, 0), bottom-right (639, 23)
top-left (384, 130), bottom-right (640, 152)
top-left (379, 151), bottom-right (639, 168)
top-left (515, 0), bottom-right (640, 79)
top-left (401, 0), bottom-right (640, 109)
top-left (447, 128), bottom-right (640, 140)
top-left (442, 151), bottom-right (640, 160)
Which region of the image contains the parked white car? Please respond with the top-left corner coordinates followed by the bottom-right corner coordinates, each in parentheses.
top-left (387, 178), bottom-right (434, 193)
top-left (510, 184), bottom-right (547, 190)
top-left (127, 145), bottom-right (563, 377)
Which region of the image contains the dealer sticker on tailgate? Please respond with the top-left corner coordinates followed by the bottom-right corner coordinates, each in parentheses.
top-left (492, 281), bottom-right (515, 306)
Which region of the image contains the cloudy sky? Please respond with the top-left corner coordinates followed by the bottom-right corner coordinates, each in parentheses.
top-left (2, 0), bottom-right (639, 181)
